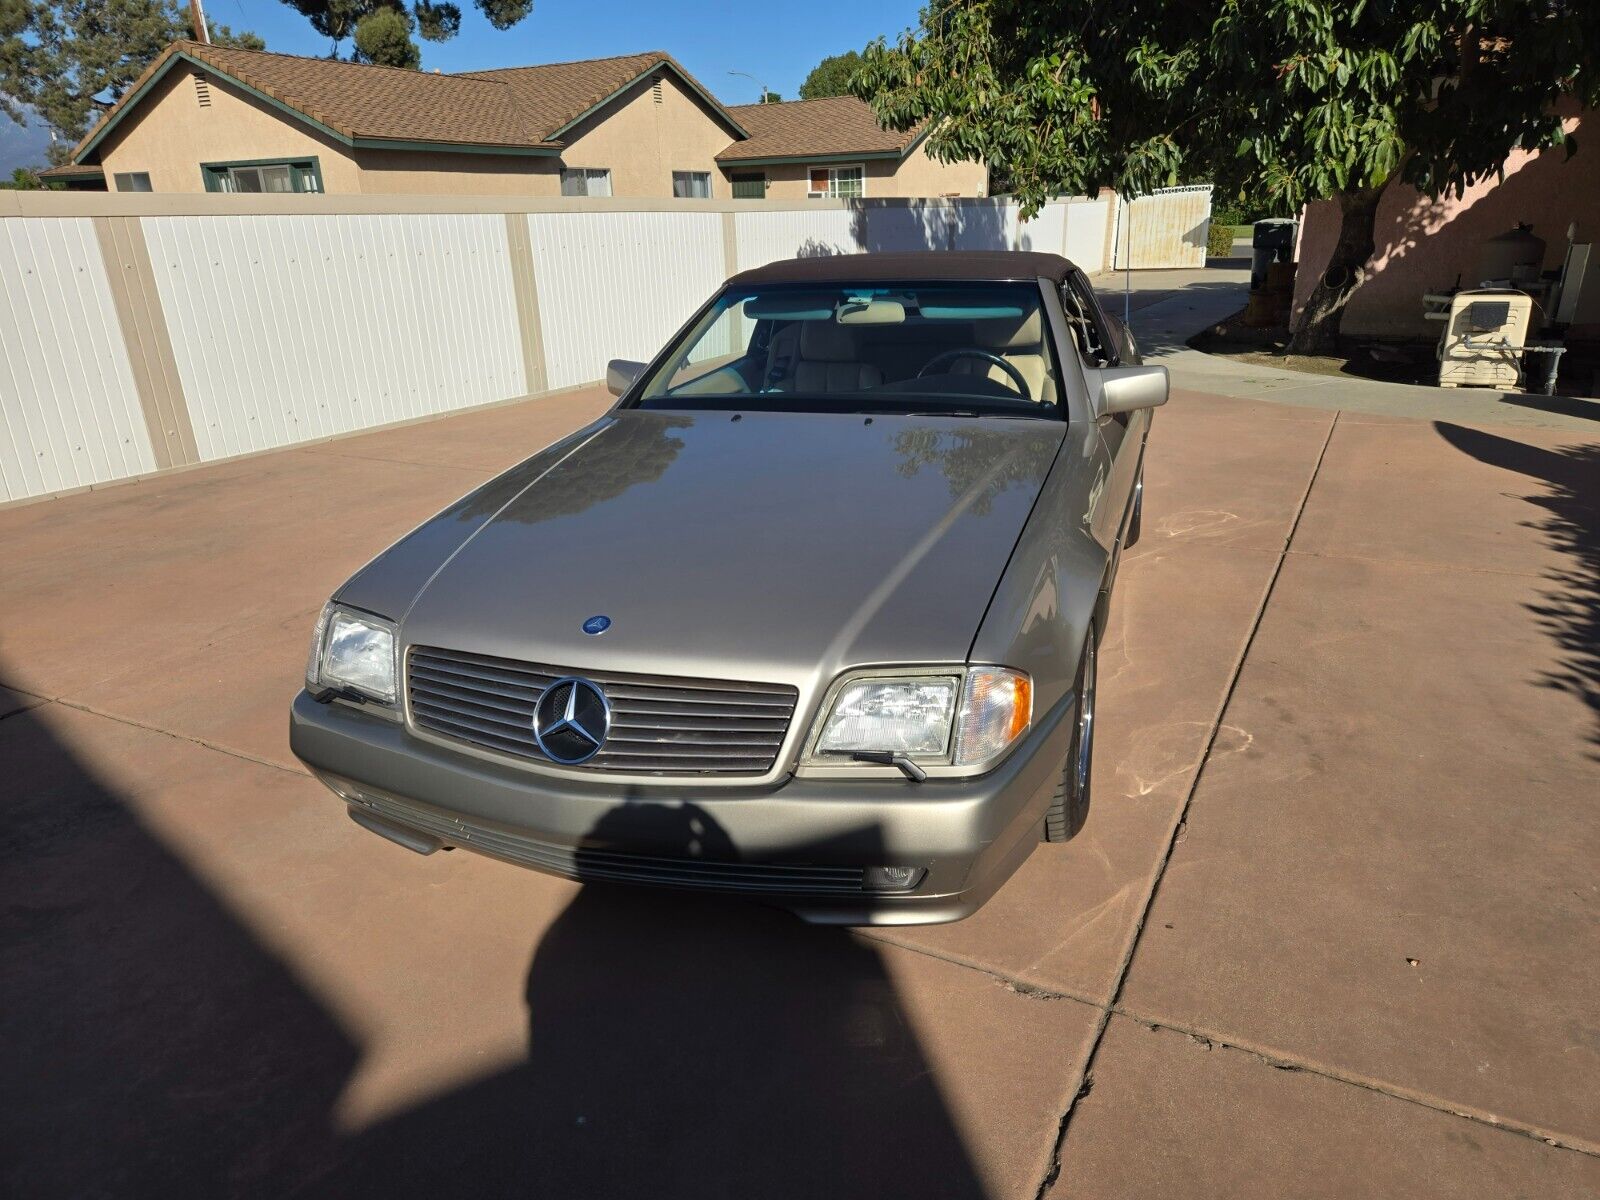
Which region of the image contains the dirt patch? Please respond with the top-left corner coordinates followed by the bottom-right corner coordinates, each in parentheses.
top-left (1189, 309), bottom-right (1439, 386)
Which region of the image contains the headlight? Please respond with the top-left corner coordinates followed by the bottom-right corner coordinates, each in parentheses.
top-left (817, 676), bottom-right (960, 756)
top-left (809, 666), bottom-right (1032, 770)
top-left (307, 603), bottom-right (398, 704)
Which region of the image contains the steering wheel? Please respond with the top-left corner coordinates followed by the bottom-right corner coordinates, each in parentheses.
top-left (916, 348), bottom-right (1032, 402)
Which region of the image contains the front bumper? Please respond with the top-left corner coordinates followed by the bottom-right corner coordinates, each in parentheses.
top-left (289, 689), bottom-right (1074, 925)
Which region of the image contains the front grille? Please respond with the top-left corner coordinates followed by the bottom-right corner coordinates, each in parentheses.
top-left (407, 646), bottom-right (798, 776)
top-left (359, 793), bottom-right (865, 894)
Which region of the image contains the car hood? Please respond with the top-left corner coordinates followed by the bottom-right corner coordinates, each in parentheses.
top-left (394, 409), bottom-right (1064, 689)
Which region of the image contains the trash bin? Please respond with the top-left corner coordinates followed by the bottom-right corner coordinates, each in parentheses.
top-left (1251, 218), bottom-right (1298, 289)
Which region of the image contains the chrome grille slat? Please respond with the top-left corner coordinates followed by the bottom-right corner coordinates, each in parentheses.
top-left (408, 646), bottom-right (796, 776)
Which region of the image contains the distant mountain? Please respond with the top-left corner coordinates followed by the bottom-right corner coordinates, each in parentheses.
top-left (1, 112), bottom-right (57, 175)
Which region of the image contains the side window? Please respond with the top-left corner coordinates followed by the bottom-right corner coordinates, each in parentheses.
top-left (1061, 273), bottom-right (1117, 368)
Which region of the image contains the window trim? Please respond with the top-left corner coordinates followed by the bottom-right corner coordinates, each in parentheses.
top-left (200, 157), bottom-right (324, 194)
top-left (559, 166), bottom-right (613, 197)
top-left (671, 169), bottom-right (713, 199)
top-left (806, 163), bottom-right (866, 200)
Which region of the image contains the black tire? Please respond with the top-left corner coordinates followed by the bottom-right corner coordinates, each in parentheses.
top-left (1125, 472), bottom-right (1144, 548)
top-left (1044, 634), bottom-right (1096, 843)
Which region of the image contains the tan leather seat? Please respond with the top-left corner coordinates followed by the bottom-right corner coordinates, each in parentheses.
top-left (951, 310), bottom-right (1055, 404)
top-left (789, 321), bottom-right (884, 392)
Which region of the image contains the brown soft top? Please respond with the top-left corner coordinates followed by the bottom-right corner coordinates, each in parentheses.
top-left (728, 250), bottom-right (1078, 288)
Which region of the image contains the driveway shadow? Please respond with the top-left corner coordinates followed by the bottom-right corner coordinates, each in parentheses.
top-left (313, 806), bottom-right (989, 1198)
top-left (1433, 424), bottom-right (1600, 755)
top-left (3, 697), bottom-right (988, 1198)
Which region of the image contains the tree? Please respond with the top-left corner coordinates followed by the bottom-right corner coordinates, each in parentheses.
top-left (760, 90), bottom-right (782, 103)
top-left (853, 1), bottom-right (1600, 353)
top-left (1, 0), bottom-right (262, 160)
top-left (799, 49), bottom-right (863, 100)
top-left (277, 0), bottom-right (531, 68)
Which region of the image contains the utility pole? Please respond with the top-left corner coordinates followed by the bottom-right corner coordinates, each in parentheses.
top-left (189, 0), bottom-right (211, 43)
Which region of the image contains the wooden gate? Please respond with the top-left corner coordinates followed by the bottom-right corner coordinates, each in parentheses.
top-left (1111, 185), bottom-right (1213, 269)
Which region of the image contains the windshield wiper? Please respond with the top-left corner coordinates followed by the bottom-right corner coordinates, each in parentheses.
top-left (850, 751), bottom-right (928, 781)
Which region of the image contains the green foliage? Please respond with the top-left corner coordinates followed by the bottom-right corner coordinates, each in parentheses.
top-left (6, 165), bottom-right (43, 187)
top-left (852, 1), bottom-right (1600, 218)
top-left (278, 0), bottom-right (530, 67)
top-left (761, 91), bottom-right (783, 103)
top-left (352, 6), bottom-right (418, 68)
top-left (0, 0), bottom-right (262, 153)
top-left (799, 50), bottom-right (864, 100)
top-left (1206, 221), bottom-right (1236, 258)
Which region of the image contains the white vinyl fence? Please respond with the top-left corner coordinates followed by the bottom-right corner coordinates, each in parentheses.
top-left (0, 188), bottom-right (1206, 504)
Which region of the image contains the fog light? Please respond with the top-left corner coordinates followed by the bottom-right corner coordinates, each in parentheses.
top-left (864, 866), bottom-right (925, 891)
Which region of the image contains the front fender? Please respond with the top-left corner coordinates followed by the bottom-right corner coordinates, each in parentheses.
top-left (968, 424), bottom-right (1111, 715)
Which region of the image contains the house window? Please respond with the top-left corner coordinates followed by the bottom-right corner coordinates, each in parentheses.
top-left (672, 171), bottom-right (711, 199)
top-left (560, 168), bottom-right (613, 197)
top-left (730, 172), bottom-right (766, 199)
top-left (807, 165), bottom-right (865, 199)
top-left (202, 159), bottom-right (322, 193)
top-left (114, 172), bottom-right (153, 193)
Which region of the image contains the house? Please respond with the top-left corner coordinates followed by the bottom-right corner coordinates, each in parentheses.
top-left (44, 42), bottom-right (985, 201)
top-left (716, 96), bottom-right (987, 200)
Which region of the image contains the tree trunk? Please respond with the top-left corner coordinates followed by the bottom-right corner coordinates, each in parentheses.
top-left (1286, 183), bottom-right (1387, 357)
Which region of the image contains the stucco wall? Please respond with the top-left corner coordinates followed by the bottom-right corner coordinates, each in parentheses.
top-left (350, 149), bottom-right (560, 196)
top-left (96, 67), bottom-right (363, 194)
top-left (555, 71), bottom-right (736, 198)
top-left (1293, 109), bottom-right (1598, 340)
top-left (736, 145), bottom-right (987, 201)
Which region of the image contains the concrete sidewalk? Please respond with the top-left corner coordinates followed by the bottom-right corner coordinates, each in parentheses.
top-left (3, 340), bottom-right (1598, 1194)
top-left (1096, 266), bottom-right (1600, 432)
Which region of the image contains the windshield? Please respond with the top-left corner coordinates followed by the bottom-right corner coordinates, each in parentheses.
top-left (632, 283), bottom-right (1063, 418)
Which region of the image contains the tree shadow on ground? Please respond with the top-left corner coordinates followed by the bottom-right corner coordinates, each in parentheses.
top-left (1, 699), bottom-right (989, 1198)
top-left (1432, 424), bottom-right (1600, 757)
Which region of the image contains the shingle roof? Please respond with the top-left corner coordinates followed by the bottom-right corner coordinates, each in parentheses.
top-left (461, 51), bottom-right (731, 139)
top-left (72, 43), bottom-right (743, 163)
top-left (716, 95), bottom-right (918, 162)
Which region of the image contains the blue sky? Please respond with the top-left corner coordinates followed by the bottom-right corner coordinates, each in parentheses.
top-left (209, 0), bottom-right (923, 104)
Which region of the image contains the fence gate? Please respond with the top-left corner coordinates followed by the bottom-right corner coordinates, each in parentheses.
top-left (1111, 184), bottom-right (1214, 269)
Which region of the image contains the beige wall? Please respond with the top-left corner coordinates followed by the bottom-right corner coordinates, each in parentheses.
top-left (556, 71), bottom-right (735, 197)
top-left (730, 143), bottom-right (987, 201)
top-left (350, 148), bottom-right (560, 196)
top-left (1293, 106), bottom-right (1599, 340)
top-left (96, 66), bottom-right (363, 193)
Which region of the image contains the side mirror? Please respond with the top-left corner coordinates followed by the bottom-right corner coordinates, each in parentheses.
top-left (607, 358), bottom-right (645, 397)
top-left (1096, 365), bottom-right (1169, 417)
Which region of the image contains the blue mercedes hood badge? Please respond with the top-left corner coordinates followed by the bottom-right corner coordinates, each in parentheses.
top-left (582, 614), bottom-right (611, 636)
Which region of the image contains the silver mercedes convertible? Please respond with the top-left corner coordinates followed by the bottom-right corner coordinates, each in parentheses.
top-left (290, 250), bottom-right (1166, 924)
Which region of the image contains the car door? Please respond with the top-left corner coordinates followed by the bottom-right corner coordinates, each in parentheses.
top-left (1063, 270), bottom-right (1146, 547)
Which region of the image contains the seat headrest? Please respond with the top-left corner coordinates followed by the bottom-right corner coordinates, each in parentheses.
top-left (798, 319), bottom-right (860, 362)
top-left (974, 309), bottom-right (1043, 351)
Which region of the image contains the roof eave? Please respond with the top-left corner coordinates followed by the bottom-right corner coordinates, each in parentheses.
top-left (547, 58), bottom-right (750, 142)
top-left (349, 137), bottom-right (561, 156)
top-left (714, 149), bottom-right (905, 167)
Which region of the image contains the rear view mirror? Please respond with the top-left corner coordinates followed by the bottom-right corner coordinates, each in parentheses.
top-left (1096, 365), bottom-right (1169, 417)
top-left (607, 358), bottom-right (645, 397)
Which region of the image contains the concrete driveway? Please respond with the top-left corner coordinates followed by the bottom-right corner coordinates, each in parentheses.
top-left (3, 371), bottom-right (1597, 1196)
